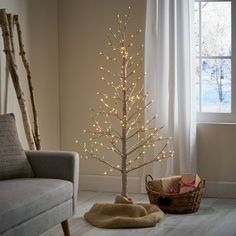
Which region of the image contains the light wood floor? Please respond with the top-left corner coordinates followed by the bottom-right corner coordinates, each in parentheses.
top-left (42, 191), bottom-right (236, 236)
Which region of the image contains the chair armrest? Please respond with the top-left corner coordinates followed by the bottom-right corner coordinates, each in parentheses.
top-left (25, 150), bottom-right (79, 214)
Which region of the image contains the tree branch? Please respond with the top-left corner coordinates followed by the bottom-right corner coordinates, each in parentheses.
top-left (127, 100), bottom-right (153, 122)
top-left (127, 143), bottom-right (172, 173)
top-left (0, 9), bottom-right (36, 150)
top-left (14, 14), bottom-right (41, 150)
top-left (78, 141), bottom-right (121, 171)
top-left (127, 127), bottom-right (163, 156)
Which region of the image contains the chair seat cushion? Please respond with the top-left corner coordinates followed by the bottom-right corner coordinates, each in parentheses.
top-left (0, 178), bottom-right (73, 233)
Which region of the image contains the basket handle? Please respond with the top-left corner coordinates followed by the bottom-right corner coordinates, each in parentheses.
top-left (145, 174), bottom-right (153, 184)
top-left (199, 178), bottom-right (206, 188)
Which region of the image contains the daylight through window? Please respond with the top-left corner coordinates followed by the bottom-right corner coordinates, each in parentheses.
top-left (194, 0), bottom-right (232, 114)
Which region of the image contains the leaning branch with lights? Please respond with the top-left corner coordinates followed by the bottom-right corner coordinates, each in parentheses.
top-left (76, 7), bottom-right (174, 197)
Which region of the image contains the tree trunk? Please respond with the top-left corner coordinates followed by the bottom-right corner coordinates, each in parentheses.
top-left (121, 38), bottom-right (128, 197)
top-left (121, 168), bottom-right (128, 197)
top-left (0, 9), bottom-right (36, 150)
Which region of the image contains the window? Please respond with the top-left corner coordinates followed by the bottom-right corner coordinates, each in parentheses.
top-left (194, 0), bottom-right (236, 122)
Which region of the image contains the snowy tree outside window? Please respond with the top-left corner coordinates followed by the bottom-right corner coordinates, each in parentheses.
top-left (195, 1), bottom-right (232, 113)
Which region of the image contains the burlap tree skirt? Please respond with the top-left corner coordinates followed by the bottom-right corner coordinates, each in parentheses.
top-left (84, 195), bottom-right (164, 228)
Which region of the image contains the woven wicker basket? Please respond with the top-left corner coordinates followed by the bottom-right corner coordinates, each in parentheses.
top-left (145, 175), bottom-right (205, 214)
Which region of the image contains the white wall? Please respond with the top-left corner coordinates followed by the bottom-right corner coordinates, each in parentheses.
top-left (0, 0), bottom-right (60, 150)
top-left (197, 123), bottom-right (236, 198)
top-left (58, 0), bottom-right (146, 181)
top-left (28, 0), bottom-right (60, 150)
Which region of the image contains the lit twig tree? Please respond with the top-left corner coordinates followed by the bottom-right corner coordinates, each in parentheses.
top-left (76, 7), bottom-right (174, 197)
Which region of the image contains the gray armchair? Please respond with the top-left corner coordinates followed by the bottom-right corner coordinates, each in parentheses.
top-left (0, 150), bottom-right (79, 236)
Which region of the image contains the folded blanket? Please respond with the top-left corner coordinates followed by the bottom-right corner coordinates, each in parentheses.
top-left (84, 195), bottom-right (164, 228)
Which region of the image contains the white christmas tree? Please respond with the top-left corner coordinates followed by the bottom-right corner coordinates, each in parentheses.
top-left (76, 7), bottom-right (174, 197)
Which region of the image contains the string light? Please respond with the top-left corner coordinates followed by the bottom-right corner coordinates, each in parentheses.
top-left (75, 8), bottom-right (174, 196)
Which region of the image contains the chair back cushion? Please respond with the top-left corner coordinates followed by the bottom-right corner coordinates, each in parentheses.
top-left (0, 113), bottom-right (33, 180)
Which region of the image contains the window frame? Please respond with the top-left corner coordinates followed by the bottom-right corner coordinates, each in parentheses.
top-left (195, 0), bottom-right (236, 123)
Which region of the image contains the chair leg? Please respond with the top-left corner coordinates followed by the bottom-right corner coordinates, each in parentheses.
top-left (61, 220), bottom-right (70, 236)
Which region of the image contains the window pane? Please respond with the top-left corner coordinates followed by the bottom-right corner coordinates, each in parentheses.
top-left (201, 59), bottom-right (231, 113)
top-left (202, 2), bottom-right (231, 56)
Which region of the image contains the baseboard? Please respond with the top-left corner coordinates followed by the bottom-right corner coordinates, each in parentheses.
top-left (79, 176), bottom-right (236, 198)
top-left (79, 174), bottom-right (142, 193)
top-left (204, 181), bottom-right (236, 198)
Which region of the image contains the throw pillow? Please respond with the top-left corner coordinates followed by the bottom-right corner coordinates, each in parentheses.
top-left (0, 113), bottom-right (34, 180)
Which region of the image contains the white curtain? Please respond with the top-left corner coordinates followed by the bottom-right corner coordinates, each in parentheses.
top-left (144, 0), bottom-right (196, 179)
